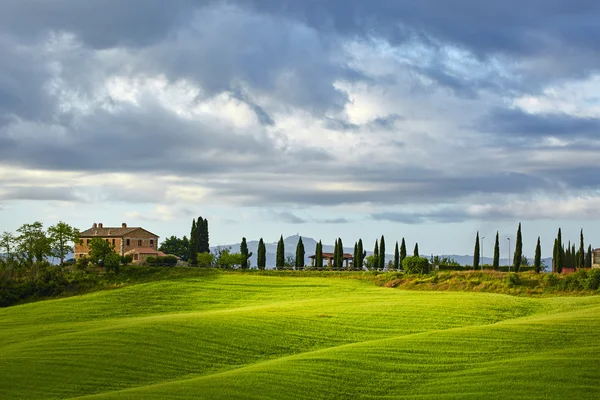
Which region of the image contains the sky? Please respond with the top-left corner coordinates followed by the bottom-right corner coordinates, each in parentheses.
top-left (1, 0), bottom-right (600, 257)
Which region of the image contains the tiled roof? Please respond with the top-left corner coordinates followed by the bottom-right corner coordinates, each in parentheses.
top-left (79, 227), bottom-right (158, 237)
top-left (308, 252), bottom-right (353, 259)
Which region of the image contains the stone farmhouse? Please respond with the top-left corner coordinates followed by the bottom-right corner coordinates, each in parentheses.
top-left (75, 223), bottom-right (165, 264)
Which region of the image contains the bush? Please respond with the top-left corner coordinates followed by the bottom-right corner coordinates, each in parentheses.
top-left (507, 273), bottom-right (521, 287)
top-left (197, 252), bottom-right (215, 268)
top-left (75, 256), bottom-right (89, 271)
top-left (145, 255), bottom-right (178, 266)
top-left (402, 256), bottom-right (430, 274)
top-left (585, 269), bottom-right (600, 291)
top-left (121, 255), bottom-right (133, 266)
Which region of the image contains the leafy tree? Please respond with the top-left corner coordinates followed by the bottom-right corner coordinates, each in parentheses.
top-left (402, 256), bottom-right (430, 274)
top-left (586, 245), bottom-right (593, 269)
top-left (104, 252), bottom-right (121, 274)
top-left (159, 236), bottom-right (189, 261)
top-left (216, 248), bottom-right (245, 268)
top-left (513, 223), bottom-right (522, 272)
top-left (373, 240), bottom-right (379, 271)
top-left (364, 254), bottom-right (378, 271)
top-left (534, 237), bottom-right (542, 273)
top-left (378, 235), bottom-right (385, 271)
top-left (276, 235), bottom-right (285, 270)
top-left (579, 229), bottom-right (585, 270)
top-left (473, 231), bottom-right (480, 270)
top-left (521, 255), bottom-right (530, 266)
top-left (87, 238), bottom-right (116, 266)
top-left (257, 238), bottom-right (266, 270)
top-left (400, 238), bottom-right (407, 265)
top-left (413, 243), bottom-right (419, 257)
top-left (393, 241), bottom-right (400, 271)
top-left (197, 252), bottom-right (215, 267)
top-left (284, 255), bottom-right (295, 269)
top-left (0, 232), bottom-right (16, 266)
top-left (315, 240), bottom-right (323, 269)
top-left (47, 221), bottom-right (79, 265)
top-left (493, 231), bottom-right (500, 270)
top-left (240, 237), bottom-right (249, 269)
top-left (16, 222), bottom-right (51, 265)
top-left (121, 255), bottom-right (133, 266)
top-left (295, 237), bottom-right (305, 270)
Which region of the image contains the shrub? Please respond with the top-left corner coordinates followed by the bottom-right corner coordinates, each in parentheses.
top-left (507, 273), bottom-right (521, 287)
top-left (121, 255), bottom-right (133, 266)
top-left (145, 255), bottom-right (178, 266)
top-left (75, 256), bottom-right (89, 271)
top-left (197, 252), bottom-right (215, 268)
top-left (104, 252), bottom-right (121, 274)
top-left (402, 256), bottom-right (430, 274)
top-left (585, 269), bottom-right (600, 291)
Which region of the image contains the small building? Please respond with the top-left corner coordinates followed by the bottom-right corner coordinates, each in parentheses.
top-left (593, 248), bottom-right (600, 268)
top-left (75, 222), bottom-right (160, 264)
top-left (308, 252), bottom-right (353, 268)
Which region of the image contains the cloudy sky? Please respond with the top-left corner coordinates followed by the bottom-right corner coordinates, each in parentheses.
top-left (1, 0), bottom-right (600, 257)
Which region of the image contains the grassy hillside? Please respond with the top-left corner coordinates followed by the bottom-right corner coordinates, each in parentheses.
top-left (1, 271), bottom-right (599, 399)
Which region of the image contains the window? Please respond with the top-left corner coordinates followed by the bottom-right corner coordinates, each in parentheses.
top-left (126, 239), bottom-right (130, 246)
top-left (87, 239), bottom-right (90, 245)
top-left (138, 239), bottom-right (142, 247)
top-left (112, 239), bottom-right (115, 246)
top-left (106, 239), bottom-right (109, 243)
top-left (150, 239), bottom-right (154, 248)
top-left (134, 254), bottom-right (138, 261)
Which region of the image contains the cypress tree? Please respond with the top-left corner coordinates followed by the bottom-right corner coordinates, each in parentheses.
top-left (473, 232), bottom-right (480, 270)
top-left (379, 235), bottom-right (385, 271)
top-left (513, 223), bottom-right (522, 272)
top-left (579, 229), bottom-right (585, 270)
top-left (189, 219), bottom-right (198, 265)
top-left (557, 228), bottom-right (564, 273)
top-left (373, 240), bottom-right (379, 271)
top-left (257, 238), bottom-right (266, 270)
top-left (196, 217), bottom-right (204, 255)
top-left (315, 241), bottom-right (323, 269)
top-left (357, 239), bottom-right (364, 270)
top-left (240, 237), bottom-right (249, 269)
top-left (353, 242), bottom-right (358, 271)
top-left (586, 245), bottom-right (593, 269)
top-left (566, 242), bottom-right (572, 270)
top-left (552, 238), bottom-right (558, 272)
top-left (400, 238), bottom-right (407, 264)
top-left (393, 241), bottom-right (399, 270)
top-left (534, 237), bottom-right (542, 273)
top-left (493, 231), bottom-right (500, 270)
top-left (338, 238), bottom-right (344, 270)
top-left (572, 243), bottom-right (576, 269)
top-left (276, 235), bottom-right (285, 270)
top-left (295, 237), bottom-right (305, 270)
top-left (414, 243), bottom-right (419, 257)
top-left (333, 239), bottom-right (339, 270)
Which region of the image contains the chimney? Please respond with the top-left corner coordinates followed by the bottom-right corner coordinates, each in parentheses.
top-left (93, 222), bottom-right (97, 228)
top-left (98, 223), bottom-right (103, 228)
top-left (122, 223), bottom-right (127, 228)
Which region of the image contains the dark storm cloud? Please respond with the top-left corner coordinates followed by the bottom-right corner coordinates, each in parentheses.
top-left (482, 108), bottom-right (600, 138)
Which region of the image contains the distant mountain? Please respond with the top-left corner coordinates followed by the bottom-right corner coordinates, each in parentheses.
top-left (212, 235), bottom-right (551, 270)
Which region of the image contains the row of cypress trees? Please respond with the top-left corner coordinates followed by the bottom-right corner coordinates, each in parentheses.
top-left (189, 217), bottom-right (209, 265)
top-left (553, 228), bottom-right (592, 273)
top-left (473, 224), bottom-right (531, 272)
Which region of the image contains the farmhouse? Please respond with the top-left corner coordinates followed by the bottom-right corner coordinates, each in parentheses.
top-left (75, 223), bottom-right (163, 264)
top-left (593, 248), bottom-right (600, 268)
top-left (308, 252), bottom-right (353, 268)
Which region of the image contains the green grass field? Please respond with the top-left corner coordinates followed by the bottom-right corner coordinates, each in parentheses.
top-left (1, 270), bottom-right (599, 399)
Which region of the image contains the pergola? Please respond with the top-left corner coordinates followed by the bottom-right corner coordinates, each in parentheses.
top-left (308, 252), bottom-right (353, 268)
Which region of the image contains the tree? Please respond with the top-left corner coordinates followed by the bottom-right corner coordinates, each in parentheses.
top-left (337, 238), bottom-right (344, 270)
top-left (513, 223), bottom-right (522, 272)
top-left (566, 242), bottom-right (572, 270)
top-left (16, 222), bottom-right (51, 265)
top-left (364, 254), bottom-right (378, 271)
top-left (393, 241), bottom-right (400, 271)
top-left (276, 235), bottom-right (285, 270)
top-left (87, 238), bottom-right (117, 267)
top-left (379, 235), bottom-right (385, 271)
top-left (104, 252), bottom-right (121, 274)
top-left (240, 237), bottom-right (249, 269)
top-left (353, 242), bottom-right (358, 271)
top-left (413, 243), bottom-right (419, 257)
top-left (473, 231), bottom-right (480, 270)
top-left (0, 232), bottom-right (16, 266)
top-left (316, 240), bottom-right (323, 269)
top-left (216, 248), bottom-right (245, 268)
top-left (295, 237), bottom-right (305, 270)
top-left (159, 236), bottom-right (189, 261)
top-left (556, 228), bottom-right (564, 273)
top-left (553, 238), bottom-right (558, 273)
top-left (402, 256), bottom-right (430, 274)
top-left (373, 240), bottom-right (379, 271)
top-left (197, 252), bottom-right (215, 268)
top-left (493, 231), bottom-right (500, 270)
top-left (400, 238), bottom-right (407, 265)
top-left (586, 245), bottom-right (593, 269)
top-left (579, 229), bottom-right (585, 270)
top-left (188, 219), bottom-right (198, 265)
top-left (357, 239), bottom-right (365, 270)
top-left (47, 221), bottom-right (79, 265)
top-left (534, 237), bottom-right (542, 273)
top-left (257, 238), bottom-right (266, 270)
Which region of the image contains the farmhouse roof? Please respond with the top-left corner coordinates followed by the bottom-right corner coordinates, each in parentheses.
top-left (79, 224), bottom-right (159, 238)
top-left (124, 248), bottom-right (166, 256)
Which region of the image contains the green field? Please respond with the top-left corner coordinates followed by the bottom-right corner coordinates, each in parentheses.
top-left (1, 271), bottom-right (599, 399)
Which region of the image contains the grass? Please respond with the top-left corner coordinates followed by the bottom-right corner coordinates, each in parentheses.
top-left (1, 270), bottom-right (599, 399)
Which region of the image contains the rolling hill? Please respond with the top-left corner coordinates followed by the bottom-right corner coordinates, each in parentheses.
top-left (1, 271), bottom-right (598, 399)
